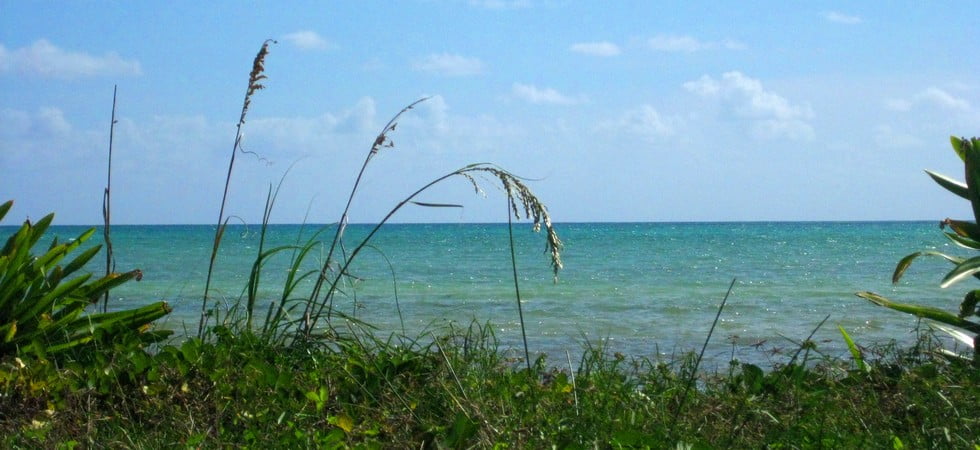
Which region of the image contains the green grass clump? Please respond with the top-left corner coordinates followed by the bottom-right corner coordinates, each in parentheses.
top-left (1, 322), bottom-right (977, 448)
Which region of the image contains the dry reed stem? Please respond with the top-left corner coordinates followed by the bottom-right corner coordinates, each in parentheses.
top-left (200, 40), bottom-right (275, 338)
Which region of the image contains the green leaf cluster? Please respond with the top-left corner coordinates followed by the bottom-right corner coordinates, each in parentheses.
top-left (858, 137), bottom-right (980, 365)
top-left (0, 200), bottom-right (172, 357)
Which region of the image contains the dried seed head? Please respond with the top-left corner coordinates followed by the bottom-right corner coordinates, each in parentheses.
top-left (461, 166), bottom-right (563, 281)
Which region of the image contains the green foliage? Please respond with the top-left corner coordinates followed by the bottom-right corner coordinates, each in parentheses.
top-left (1, 321), bottom-right (978, 447)
top-left (0, 200), bottom-right (172, 358)
top-left (858, 136), bottom-right (980, 365)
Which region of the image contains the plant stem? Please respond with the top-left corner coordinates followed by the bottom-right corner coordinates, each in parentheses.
top-left (508, 196), bottom-right (532, 372)
top-left (102, 85), bottom-right (118, 313)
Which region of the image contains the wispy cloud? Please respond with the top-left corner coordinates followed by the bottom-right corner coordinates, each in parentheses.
top-left (282, 30), bottom-right (332, 50)
top-left (648, 35), bottom-right (745, 53)
top-left (684, 71), bottom-right (815, 140)
top-left (413, 53), bottom-right (485, 76)
top-left (0, 39), bottom-right (141, 78)
top-left (512, 83), bottom-right (583, 105)
top-left (596, 105), bottom-right (674, 141)
top-left (569, 41), bottom-right (621, 57)
top-left (822, 11), bottom-right (862, 25)
top-left (885, 87), bottom-right (971, 112)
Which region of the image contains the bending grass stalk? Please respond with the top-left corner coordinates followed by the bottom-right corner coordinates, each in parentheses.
top-left (507, 195), bottom-right (532, 372)
top-left (102, 85), bottom-right (118, 313)
top-left (360, 244), bottom-right (406, 334)
top-left (669, 277), bottom-right (736, 437)
top-left (565, 349), bottom-right (579, 416)
top-left (304, 98), bottom-right (430, 328)
top-left (200, 39), bottom-right (275, 338)
top-left (301, 163), bottom-right (562, 337)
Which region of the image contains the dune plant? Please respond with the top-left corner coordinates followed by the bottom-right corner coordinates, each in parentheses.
top-left (0, 200), bottom-right (172, 357)
top-left (281, 97), bottom-right (563, 348)
top-left (101, 85), bottom-right (118, 313)
top-left (200, 39), bottom-right (275, 338)
top-left (300, 161), bottom-right (563, 336)
top-left (858, 136), bottom-right (980, 365)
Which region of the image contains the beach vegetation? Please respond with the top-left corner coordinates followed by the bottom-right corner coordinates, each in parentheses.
top-left (859, 136), bottom-right (980, 365)
top-left (0, 199), bottom-right (171, 358)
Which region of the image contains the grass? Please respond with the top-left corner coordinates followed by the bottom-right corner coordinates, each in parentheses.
top-left (1, 321), bottom-right (978, 448)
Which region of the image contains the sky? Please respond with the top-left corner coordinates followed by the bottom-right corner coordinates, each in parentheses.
top-left (2, 1), bottom-right (980, 225)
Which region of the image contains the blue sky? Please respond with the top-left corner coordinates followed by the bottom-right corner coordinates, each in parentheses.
top-left (2, 1), bottom-right (979, 224)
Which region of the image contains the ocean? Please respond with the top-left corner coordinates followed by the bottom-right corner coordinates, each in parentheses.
top-left (2, 221), bottom-right (968, 369)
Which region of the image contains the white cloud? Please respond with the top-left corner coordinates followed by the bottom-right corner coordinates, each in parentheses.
top-left (0, 106), bottom-right (95, 166)
top-left (282, 31), bottom-right (331, 50)
top-left (684, 71), bottom-right (815, 140)
top-left (569, 41), bottom-right (621, 57)
top-left (886, 87), bottom-right (971, 112)
top-left (648, 35), bottom-right (745, 53)
top-left (597, 105), bottom-right (673, 141)
top-left (883, 98), bottom-right (912, 112)
top-left (919, 87), bottom-right (970, 110)
top-left (682, 75), bottom-right (720, 96)
top-left (873, 125), bottom-right (923, 149)
top-left (0, 107), bottom-right (71, 137)
top-left (412, 53), bottom-right (485, 76)
top-left (512, 83), bottom-right (582, 105)
top-left (822, 11), bottom-right (862, 25)
top-left (0, 39), bottom-right (141, 78)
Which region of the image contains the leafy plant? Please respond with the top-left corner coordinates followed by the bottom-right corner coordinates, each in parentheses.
top-left (0, 200), bottom-right (172, 357)
top-left (858, 136), bottom-right (980, 365)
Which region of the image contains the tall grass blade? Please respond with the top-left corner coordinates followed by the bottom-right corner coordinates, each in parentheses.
top-left (837, 325), bottom-right (869, 373)
top-left (200, 40), bottom-right (275, 338)
top-left (305, 97), bottom-right (430, 328)
top-left (926, 170), bottom-right (969, 200)
top-left (670, 277), bottom-right (736, 437)
top-left (858, 291), bottom-right (980, 333)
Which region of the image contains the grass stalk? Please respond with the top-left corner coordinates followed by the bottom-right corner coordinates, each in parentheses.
top-left (199, 40), bottom-right (274, 338)
top-left (303, 98), bottom-right (429, 328)
top-left (101, 85), bottom-right (118, 313)
top-left (301, 163), bottom-right (562, 337)
top-left (507, 196), bottom-right (532, 372)
top-left (670, 277), bottom-right (736, 436)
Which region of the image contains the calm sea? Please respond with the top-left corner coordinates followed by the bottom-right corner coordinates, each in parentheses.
top-left (2, 222), bottom-right (968, 368)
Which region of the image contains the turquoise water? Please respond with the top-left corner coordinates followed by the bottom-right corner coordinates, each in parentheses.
top-left (2, 222), bottom-right (968, 368)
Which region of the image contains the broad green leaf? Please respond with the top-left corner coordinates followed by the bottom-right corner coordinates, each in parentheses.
top-left (964, 138), bottom-right (980, 220)
top-left (951, 136), bottom-right (966, 162)
top-left (942, 218), bottom-right (980, 240)
top-left (927, 321), bottom-right (975, 349)
top-left (943, 231), bottom-right (980, 250)
top-left (892, 251), bottom-right (962, 283)
top-left (961, 290), bottom-right (980, 318)
top-left (926, 170), bottom-right (969, 200)
top-left (838, 325), bottom-right (868, 373)
top-left (61, 244), bottom-right (102, 278)
top-left (941, 256), bottom-right (980, 288)
top-left (0, 200), bottom-right (11, 222)
top-left (857, 291), bottom-right (980, 333)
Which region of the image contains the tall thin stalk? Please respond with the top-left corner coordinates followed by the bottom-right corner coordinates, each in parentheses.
top-left (101, 85), bottom-right (118, 313)
top-left (302, 163), bottom-right (563, 337)
top-left (303, 98), bottom-right (429, 329)
top-left (507, 196), bottom-right (532, 371)
top-left (199, 40), bottom-right (275, 338)
top-left (670, 278), bottom-right (736, 437)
